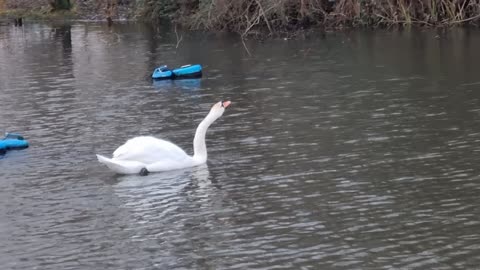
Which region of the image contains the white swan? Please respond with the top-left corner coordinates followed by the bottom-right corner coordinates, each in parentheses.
top-left (96, 100), bottom-right (231, 175)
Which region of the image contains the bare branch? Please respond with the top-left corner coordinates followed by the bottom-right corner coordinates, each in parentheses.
top-left (255, 0), bottom-right (273, 35)
top-left (241, 36), bottom-right (251, 57)
top-left (174, 24), bottom-right (183, 49)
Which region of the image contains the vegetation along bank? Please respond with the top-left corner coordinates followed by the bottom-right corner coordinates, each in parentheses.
top-left (1, 0), bottom-right (480, 36)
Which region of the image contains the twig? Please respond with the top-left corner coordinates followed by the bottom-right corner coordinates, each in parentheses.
top-left (242, 10), bottom-right (261, 37)
top-left (174, 24), bottom-right (183, 49)
top-left (241, 36), bottom-right (251, 57)
top-left (450, 13), bottom-right (480, 24)
top-left (375, 13), bottom-right (434, 26)
top-left (303, 48), bottom-right (311, 58)
top-left (207, 0), bottom-right (214, 22)
top-left (255, 0), bottom-right (273, 35)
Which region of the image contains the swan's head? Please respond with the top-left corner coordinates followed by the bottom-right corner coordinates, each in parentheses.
top-left (208, 100), bottom-right (231, 120)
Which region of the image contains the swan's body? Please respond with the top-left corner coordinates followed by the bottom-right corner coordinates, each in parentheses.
top-left (97, 101), bottom-right (231, 175)
top-left (97, 136), bottom-right (196, 174)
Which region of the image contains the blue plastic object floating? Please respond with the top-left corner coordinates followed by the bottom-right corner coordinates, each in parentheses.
top-left (0, 132), bottom-right (29, 155)
top-left (152, 64), bottom-right (202, 80)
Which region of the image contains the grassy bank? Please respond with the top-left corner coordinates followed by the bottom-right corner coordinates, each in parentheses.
top-left (138, 0), bottom-right (480, 36)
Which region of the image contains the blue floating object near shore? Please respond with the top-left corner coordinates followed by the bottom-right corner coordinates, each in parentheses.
top-left (0, 132), bottom-right (29, 155)
top-left (152, 64), bottom-right (202, 80)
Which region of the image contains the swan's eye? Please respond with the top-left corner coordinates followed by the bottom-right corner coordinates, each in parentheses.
top-left (220, 101), bottom-right (224, 107)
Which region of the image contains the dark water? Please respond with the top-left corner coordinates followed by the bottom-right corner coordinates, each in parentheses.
top-left (1, 22), bottom-right (480, 269)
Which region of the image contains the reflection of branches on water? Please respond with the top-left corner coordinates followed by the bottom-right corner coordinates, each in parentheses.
top-left (0, 40), bottom-right (12, 53)
top-left (303, 48), bottom-right (311, 58)
top-left (241, 37), bottom-right (252, 57)
top-left (174, 24), bottom-right (183, 50)
top-left (95, 31), bottom-right (121, 46)
top-left (0, 25), bottom-right (26, 54)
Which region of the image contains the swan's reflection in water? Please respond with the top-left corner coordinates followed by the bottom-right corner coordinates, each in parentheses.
top-left (113, 164), bottom-right (211, 221)
top-left (111, 164), bottom-right (235, 266)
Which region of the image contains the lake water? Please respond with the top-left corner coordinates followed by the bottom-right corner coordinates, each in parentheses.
top-left (1, 22), bottom-right (480, 269)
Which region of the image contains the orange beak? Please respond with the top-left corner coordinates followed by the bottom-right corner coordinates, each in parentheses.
top-left (222, 101), bottom-right (231, 108)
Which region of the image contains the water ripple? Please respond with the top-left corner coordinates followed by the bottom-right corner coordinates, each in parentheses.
top-left (1, 23), bottom-right (480, 269)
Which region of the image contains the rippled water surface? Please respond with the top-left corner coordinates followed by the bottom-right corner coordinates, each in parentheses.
top-left (1, 22), bottom-right (480, 269)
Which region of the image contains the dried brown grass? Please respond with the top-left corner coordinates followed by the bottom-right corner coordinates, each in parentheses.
top-left (164, 0), bottom-right (480, 36)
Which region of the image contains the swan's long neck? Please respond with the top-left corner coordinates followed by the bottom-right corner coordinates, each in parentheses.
top-left (192, 112), bottom-right (216, 164)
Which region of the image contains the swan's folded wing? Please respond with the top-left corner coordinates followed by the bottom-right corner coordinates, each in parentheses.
top-left (112, 136), bottom-right (190, 164)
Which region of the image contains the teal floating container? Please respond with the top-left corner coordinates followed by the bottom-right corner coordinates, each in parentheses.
top-left (152, 64), bottom-right (202, 80)
top-left (0, 133), bottom-right (29, 155)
